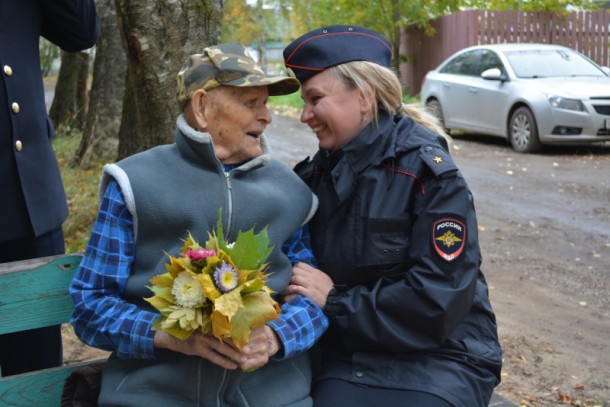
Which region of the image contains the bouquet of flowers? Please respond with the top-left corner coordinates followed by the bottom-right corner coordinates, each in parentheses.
top-left (144, 216), bottom-right (280, 350)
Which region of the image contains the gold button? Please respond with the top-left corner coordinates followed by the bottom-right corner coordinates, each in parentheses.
top-left (15, 140), bottom-right (23, 152)
top-left (3, 65), bottom-right (12, 76)
top-left (11, 102), bottom-right (19, 113)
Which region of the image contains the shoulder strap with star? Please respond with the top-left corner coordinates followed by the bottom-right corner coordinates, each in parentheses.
top-left (418, 144), bottom-right (458, 178)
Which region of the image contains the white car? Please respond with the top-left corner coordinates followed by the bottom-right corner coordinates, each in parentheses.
top-left (420, 43), bottom-right (610, 153)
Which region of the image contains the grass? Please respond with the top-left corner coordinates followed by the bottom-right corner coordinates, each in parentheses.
top-left (269, 92), bottom-right (303, 110)
top-left (53, 130), bottom-right (104, 253)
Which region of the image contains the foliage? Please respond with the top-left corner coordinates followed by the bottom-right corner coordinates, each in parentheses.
top-left (288, 0), bottom-right (460, 37)
top-left (222, 0), bottom-right (291, 44)
top-left (465, 0), bottom-right (598, 11)
top-left (39, 38), bottom-right (60, 77)
top-left (223, 0), bottom-right (599, 74)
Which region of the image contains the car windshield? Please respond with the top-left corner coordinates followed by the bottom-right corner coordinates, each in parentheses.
top-left (505, 49), bottom-right (605, 78)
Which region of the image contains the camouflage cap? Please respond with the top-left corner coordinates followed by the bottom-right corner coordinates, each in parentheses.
top-left (177, 42), bottom-right (300, 107)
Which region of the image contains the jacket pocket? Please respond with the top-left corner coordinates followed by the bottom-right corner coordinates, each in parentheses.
top-left (356, 216), bottom-right (411, 278)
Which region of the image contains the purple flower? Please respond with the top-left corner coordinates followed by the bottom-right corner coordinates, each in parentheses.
top-left (186, 248), bottom-right (217, 262)
top-left (214, 261), bottom-right (239, 293)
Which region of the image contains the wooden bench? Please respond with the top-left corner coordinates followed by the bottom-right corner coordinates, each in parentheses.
top-left (0, 254), bottom-right (105, 407)
top-left (0, 254), bottom-right (517, 407)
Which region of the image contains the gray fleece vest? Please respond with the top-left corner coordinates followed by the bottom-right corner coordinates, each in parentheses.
top-left (97, 116), bottom-right (316, 407)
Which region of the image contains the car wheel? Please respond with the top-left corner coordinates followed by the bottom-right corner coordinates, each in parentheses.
top-left (509, 107), bottom-right (542, 153)
top-left (426, 99), bottom-right (449, 134)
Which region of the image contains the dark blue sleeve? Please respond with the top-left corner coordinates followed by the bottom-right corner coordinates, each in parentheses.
top-left (40, 0), bottom-right (99, 51)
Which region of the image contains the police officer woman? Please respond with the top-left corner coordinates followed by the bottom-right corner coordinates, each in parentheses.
top-left (283, 25), bottom-right (502, 407)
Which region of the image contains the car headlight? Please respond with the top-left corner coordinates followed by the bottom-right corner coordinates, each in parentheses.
top-left (548, 96), bottom-right (585, 112)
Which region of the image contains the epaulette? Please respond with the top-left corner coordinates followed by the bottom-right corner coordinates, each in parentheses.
top-left (418, 144), bottom-right (458, 178)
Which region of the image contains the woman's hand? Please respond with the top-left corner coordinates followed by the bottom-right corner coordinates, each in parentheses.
top-left (154, 330), bottom-right (245, 370)
top-left (284, 262), bottom-right (334, 308)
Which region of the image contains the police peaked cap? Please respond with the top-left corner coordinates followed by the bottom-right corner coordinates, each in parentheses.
top-left (283, 25), bottom-right (393, 83)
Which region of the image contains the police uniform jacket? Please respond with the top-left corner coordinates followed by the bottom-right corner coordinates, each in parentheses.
top-left (296, 111), bottom-right (503, 407)
top-left (0, 0), bottom-right (99, 243)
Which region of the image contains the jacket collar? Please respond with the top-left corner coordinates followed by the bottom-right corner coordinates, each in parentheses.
top-left (342, 111), bottom-right (396, 172)
top-left (175, 114), bottom-right (271, 173)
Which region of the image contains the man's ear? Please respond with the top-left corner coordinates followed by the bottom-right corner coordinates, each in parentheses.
top-left (185, 89), bottom-right (208, 131)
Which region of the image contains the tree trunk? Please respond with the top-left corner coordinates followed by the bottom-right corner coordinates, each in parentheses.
top-left (391, 0), bottom-right (401, 76)
top-left (256, 0), bottom-right (267, 73)
top-left (75, 51), bottom-right (90, 130)
top-left (257, 33), bottom-right (267, 73)
top-left (114, 0), bottom-right (223, 159)
top-left (48, 50), bottom-right (90, 132)
top-left (73, 0), bottom-right (126, 168)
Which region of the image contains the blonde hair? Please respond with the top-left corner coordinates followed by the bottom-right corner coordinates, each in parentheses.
top-left (328, 61), bottom-right (449, 140)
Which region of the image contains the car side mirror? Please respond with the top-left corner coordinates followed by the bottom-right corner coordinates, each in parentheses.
top-left (481, 68), bottom-right (506, 82)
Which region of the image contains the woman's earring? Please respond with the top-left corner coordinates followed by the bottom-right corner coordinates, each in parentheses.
top-left (361, 115), bottom-right (367, 123)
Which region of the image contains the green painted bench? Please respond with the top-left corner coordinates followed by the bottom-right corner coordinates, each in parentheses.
top-left (0, 254), bottom-right (105, 407)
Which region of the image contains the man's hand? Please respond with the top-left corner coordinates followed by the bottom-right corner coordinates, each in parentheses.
top-left (154, 326), bottom-right (281, 371)
top-left (154, 330), bottom-right (245, 370)
top-left (239, 325), bottom-right (281, 371)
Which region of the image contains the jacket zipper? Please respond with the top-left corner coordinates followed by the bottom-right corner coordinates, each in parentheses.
top-left (216, 369), bottom-right (228, 406)
top-left (224, 171), bottom-right (233, 238)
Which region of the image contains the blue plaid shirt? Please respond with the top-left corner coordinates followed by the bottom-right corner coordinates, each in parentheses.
top-left (70, 178), bottom-right (328, 360)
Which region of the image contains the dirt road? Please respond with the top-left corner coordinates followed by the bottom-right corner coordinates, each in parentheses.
top-left (451, 135), bottom-right (609, 407)
top-left (64, 110), bottom-right (610, 406)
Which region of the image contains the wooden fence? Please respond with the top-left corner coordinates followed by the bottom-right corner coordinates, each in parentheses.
top-left (400, 10), bottom-right (610, 96)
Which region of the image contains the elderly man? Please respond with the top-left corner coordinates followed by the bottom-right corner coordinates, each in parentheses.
top-left (70, 43), bottom-right (327, 407)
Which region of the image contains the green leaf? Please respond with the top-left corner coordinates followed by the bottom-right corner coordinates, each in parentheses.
top-left (216, 209), bottom-right (225, 243)
top-left (230, 226), bottom-right (273, 270)
top-left (240, 277), bottom-right (266, 294)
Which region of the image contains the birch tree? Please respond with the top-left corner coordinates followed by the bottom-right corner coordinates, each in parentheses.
top-left (114, 0), bottom-right (223, 158)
